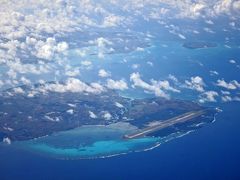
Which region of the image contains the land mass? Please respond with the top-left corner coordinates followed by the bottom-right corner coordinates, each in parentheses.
top-left (0, 82), bottom-right (215, 141)
top-left (124, 110), bottom-right (205, 139)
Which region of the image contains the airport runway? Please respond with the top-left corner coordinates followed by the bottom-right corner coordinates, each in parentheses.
top-left (124, 110), bottom-right (205, 139)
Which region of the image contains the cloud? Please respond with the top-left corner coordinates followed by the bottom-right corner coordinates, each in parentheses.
top-left (147, 61), bottom-right (153, 66)
top-left (178, 33), bottom-right (186, 39)
top-left (44, 78), bottom-right (105, 94)
top-left (210, 70), bottom-right (219, 76)
top-left (6, 59), bottom-right (50, 75)
top-left (132, 64), bottom-right (140, 69)
top-left (136, 47), bottom-right (145, 52)
top-left (12, 78), bottom-right (105, 97)
top-left (13, 87), bottom-right (25, 94)
top-left (65, 67), bottom-right (80, 77)
top-left (115, 102), bottom-right (124, 108)
top-left (3, 137), bottom-right (11, 145)
top-left (203, 27), bottom-right (215, 34)
top-left (35, 38), bottom-right (68, 60)
top-left (184, 76), bottom-right (205, 92)
top-left (57, 42), bottom-right (69, 53)
top-left (66, 109), bottom-right (74, 115)
top-left (151, 79), bottom-right (180, 93)
top-left (89, 111), bottom-right (97, 119)
top-left (221, 95), bottom-right (232, 102)
top-left (102, 14), bottom-right (124, 27)
top-left (213, 0), bottom-right (233, 15)
top-left (221, 95), bottom-right (240, 102)
top-left (98, 69), bottom-right (111, 78)
top-left (229, 59), bottom-right (236, 64)
top-left (221, 90), bottom-right (230, 95)
top-left (102, 111), bottom-right (112, 120)
top-left (199, 91), bottom-right (219, 103)
top-left (180, 3), bottom-right (206, 18)
top-left (233, 1), bottom-right (240, 11)
top-left (130, 72), bottom-right (167, 98)
top-left (130, 72), bottom-right (180, 99)
top-left (106, 79), bottom-right (128, 90)
top-left (205, 20), bottom-right (214, 25)
top-left (81, 61), bottom-right (92, 66)
top-left (44, 114), bottom-right (60, 122)
top-left (91, 37), bottom-right (113, 59)
top-left (1, 0), bottom-right (239, 92)
top-left (216, 79), bottom-right (240, 90)
top-left (20, 76), bottom-right (31, 85)
top-left (168, 74), bottom-right (178, 83)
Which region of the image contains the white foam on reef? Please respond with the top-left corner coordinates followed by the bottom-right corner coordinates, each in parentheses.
top-left (15, 130), bottom-right (204, 160)
top-left (211, 110), bottom-right (220, 123)
top-left (212, 115), bottom-right (217, 123)
top-left (191, 122), bottom-right (206, 127)
top-left (23, 130), bottom-right (198, 160)
top-left (32, 134), bottom-right (49, 141)
top-left (133, 130), bottom-right (197, 154)
top-left (11, 112), bottom-right (218, 160)
top-left (175, 130), bottom-right (195, 138)
top-left (142, 143), bottom-right (161, 152)
top-left (22, 137), bottom-right (159, 160)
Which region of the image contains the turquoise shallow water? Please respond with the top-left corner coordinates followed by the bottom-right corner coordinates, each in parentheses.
top-left (26, 137), bottom-right (159, 159)
top-left (10, 113), bottom-right (215, 159)
top-left (0, 37), bottom-right (239, 178)
top-left (1, 39), bottom-right (225, 160)
top-left (11, 124), bottom-right (161, 159)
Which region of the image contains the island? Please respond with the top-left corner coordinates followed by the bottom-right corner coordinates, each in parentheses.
top-left (0, 82), bottom-right (216, 142)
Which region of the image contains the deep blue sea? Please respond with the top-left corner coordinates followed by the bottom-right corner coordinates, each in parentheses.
top-left (1, 37), bottom-right (240, 179)
top-left (1, 102), bottom-right (240, 180)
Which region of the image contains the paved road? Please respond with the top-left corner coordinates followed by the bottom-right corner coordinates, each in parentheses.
top-left (124, 110), bottom-right (205, 139)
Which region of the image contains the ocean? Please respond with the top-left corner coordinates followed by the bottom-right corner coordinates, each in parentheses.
top-left (1, 38), bottom-right (240, 179)
top-left (1, 102), bottom-right (240, 180)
